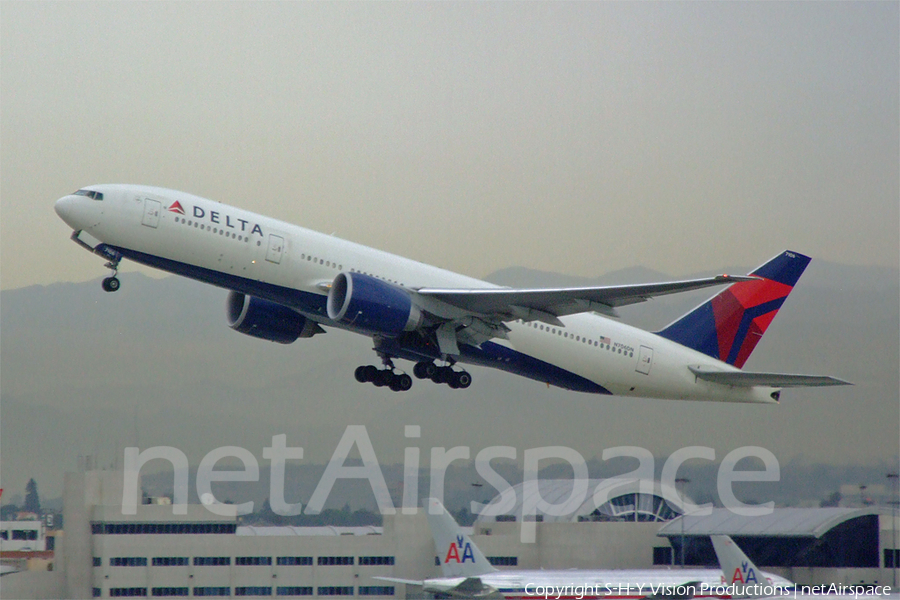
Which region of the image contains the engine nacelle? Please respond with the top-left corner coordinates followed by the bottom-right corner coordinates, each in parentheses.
top-left (227, 292), bottom-right (319, 344)
top-left (326, 272), bottom-right (422, 337)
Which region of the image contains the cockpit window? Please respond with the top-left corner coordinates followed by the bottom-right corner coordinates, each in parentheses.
top-left (73, 189), bottom-right (103, 200)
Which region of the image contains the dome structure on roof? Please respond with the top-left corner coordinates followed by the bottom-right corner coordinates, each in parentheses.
top-left (475, 479), bottom-right (689, 523)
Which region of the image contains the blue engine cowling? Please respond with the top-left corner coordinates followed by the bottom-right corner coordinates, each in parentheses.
top-left (326, 272), bottom-right (422, 337)
top-left (227, 292), bottom-right (318, 344)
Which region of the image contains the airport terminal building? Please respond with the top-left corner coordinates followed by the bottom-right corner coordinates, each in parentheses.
top-left (2, 471), bottom-right (898, 599)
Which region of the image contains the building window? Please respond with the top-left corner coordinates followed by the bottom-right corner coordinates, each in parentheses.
top-left (234, 587), bottom-right (272, 597)
top-left (152, 557), bottom-right (189, 566)
top-left (93, 522), bottom-right (236, 535)
top-left (93, 557), bottom-right (102, 567)
top-left (487, 556), bottom-right (517, 566)
top-left (653, 546), bottom-right (674, 565)
top-left (495, 515), bottom-right (516, 522)
top-left (151, 588), bottom-right (189, 597)
top-left (886, 548), bottom-right (900, 568)
top-left (193, 556), bottom-right (230, 566)
top-left (358, 556), bottom-right (395, 566)
top-left (276, 556), bottom-right (313, 566)
top-left (235, 556), bottom-right (272, 566)
top-left (109, 588), bottom-right (148, 597)
top-left (192, 587), bottom-right (230, 597)
top-left (276, 587), bottom-right (313, 596)
top-left (317, 587), bottom-right (353, 596)
top-left (93, 588), bottom-right (101, 598)
top-left (359, 586), bottom-right (395, 596)
top-left (11, 529), bottom-right (38, 540)
top-left (317, 556), bottom-right (354, 566)
top-left (110, 557), bottom-right (148, 567)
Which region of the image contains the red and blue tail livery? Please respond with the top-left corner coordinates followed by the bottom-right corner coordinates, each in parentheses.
top-left (657, 251), bottom-right (810, 368)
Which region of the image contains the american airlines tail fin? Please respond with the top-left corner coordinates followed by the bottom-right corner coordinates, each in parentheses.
top-left (657, 251), bottom-right (809, 368)
top-left (426, 498), bottom-right (497, 578)
top-left (711, 535), bottom-right (788, 598)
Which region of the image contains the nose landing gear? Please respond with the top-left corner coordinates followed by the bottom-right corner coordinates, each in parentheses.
top-left (101, 259), bottom-right (121, 292)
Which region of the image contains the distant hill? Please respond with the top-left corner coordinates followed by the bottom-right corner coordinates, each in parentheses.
top-left (1, 259), bottom-right (897, 502)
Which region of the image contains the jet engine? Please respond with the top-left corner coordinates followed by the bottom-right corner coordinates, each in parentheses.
top-left (327, 272), bottom-right (422, 337)
top-left (227, 292), bottom-right (321, 343)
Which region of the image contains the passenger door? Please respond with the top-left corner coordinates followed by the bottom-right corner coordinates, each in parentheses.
top-left (636, 345), bottom-right (653, 375)
top-left (141, 198), bottom-right (161, 228)
top-left (266, 234), bottom-right (285, 264)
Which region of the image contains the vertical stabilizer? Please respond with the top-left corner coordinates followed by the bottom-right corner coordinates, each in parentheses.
top-left (425, 498), bottom-right (497, 578)
top-left (711, 535), bottom-right (780, 598)
top-left (657, 251), bottom-right (810, 367)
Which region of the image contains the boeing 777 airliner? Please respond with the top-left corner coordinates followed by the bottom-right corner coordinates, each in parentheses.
top-left (54, 184), bottom-right (849, 399)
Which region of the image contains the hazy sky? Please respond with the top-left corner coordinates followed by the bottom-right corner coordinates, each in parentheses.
top-left (1, 2), bottom-right (898, 291)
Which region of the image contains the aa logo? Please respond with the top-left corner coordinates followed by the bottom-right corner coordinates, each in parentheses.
top-left (444, 535), bottom-right (475, 564)
top-left (729, 561), bottom-right (758, 584)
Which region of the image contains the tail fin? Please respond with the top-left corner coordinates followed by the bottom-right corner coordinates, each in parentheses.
top-left (425, 498), bottom-right (497, 578)
top-left (710, 535), bottom-right (788, 598)
top-left (656, 251), bottom-right (810, 368)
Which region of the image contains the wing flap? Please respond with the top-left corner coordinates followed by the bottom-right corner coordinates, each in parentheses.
top-left (689, 367), bottom-right (851, 388)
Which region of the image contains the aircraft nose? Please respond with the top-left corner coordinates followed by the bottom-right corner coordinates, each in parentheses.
top-left (54, 195), bottom-right (78, 226)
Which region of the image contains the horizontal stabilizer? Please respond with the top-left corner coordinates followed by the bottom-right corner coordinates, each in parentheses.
top-left (372, 576), bottom-right (425, 586)
top-left (689, 367), bottom-right (851, 388)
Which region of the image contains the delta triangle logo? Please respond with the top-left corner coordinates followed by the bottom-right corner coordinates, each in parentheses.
top-left (168, 201), bottom-right (186, 215)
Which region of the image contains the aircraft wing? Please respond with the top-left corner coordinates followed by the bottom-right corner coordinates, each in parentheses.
top-left (374, 576), bottom-right (501, 598)
top-left (417, 274), bottom-right (757, 322)
top-left (689, 367), bottom-right (851, 388)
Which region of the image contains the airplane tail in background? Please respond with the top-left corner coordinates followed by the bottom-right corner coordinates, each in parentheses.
top-left (656, 251), bottom-right (810, 368)
top-left (426, 498), bottom-right (497, 578)
top-left (711, 535), bottom-right (792, 598)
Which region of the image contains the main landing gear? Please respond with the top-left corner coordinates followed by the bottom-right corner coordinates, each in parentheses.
top-left (413, 361), bottom-right (472, 389)
top-left (354, 358), bottom-right (472, 392)
top-left (354, 364), bottom-right (413, 392)
top-left (101, 259), bottom-right (121, 293)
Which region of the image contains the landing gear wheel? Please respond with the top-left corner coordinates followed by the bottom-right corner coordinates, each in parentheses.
top-left (387, 372), bottom-right (413, 392)
top-left (413, 362), bottom-right (436, 379)
top-left (354, 366), bottom-right (369, 383)
top-left (454, 370), bottom-right (472, 389)
top-left (438, 366), bottom-right (455, 384)
top-left (373, 370), bottom-right (393, 387)
top-left (102, 277), bottom-right (120, 292)
top-left (395, 373), bottom-right (412, 391)
top-left (363, 365), bottom-right (378, 382)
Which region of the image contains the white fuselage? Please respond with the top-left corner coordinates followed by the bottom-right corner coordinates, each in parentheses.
top-left (422, 568), bottom-right (793, 599)
top-left (54, 184), bottom-right (778, 403)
